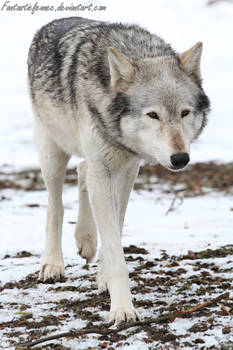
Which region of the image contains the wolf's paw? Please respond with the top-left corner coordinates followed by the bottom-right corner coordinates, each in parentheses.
top-left (107, 306), bottom-right (140, 326)
top-left (75, 230), bottom-right (97, 263)
top-left (39, 262), bottom-right (64, 282)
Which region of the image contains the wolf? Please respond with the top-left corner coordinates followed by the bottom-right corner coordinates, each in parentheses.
top-left (27, 16), bottom-right (210, 325)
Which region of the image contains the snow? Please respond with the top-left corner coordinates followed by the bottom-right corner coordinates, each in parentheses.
top-left (1, 185), bottom-right (233, 266)
top-left (1, 0), bottom-right (233, 349)
top-left (1, 184), bottom-right (233, 348)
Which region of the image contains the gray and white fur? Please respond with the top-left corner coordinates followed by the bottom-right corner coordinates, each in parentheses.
top-left (28, 17), bottom-right (210, 325)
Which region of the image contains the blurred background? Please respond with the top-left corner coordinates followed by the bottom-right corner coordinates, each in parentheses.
top-left (0, 0), bottom-right (233, 171)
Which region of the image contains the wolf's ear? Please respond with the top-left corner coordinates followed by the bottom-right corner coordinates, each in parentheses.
top-left (179, 42), bottom-right (203, 83)
top-left (108, 47), bottom-right (135, 90)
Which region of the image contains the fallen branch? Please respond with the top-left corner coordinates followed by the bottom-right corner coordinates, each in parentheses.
top-left (19, 292), bottom-right (229, 348)
top-left (179, 291), bottom-right (229, 316)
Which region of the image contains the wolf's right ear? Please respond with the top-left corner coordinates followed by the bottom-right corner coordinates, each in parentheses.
top-left (108, 47), bottom-right (135, 90)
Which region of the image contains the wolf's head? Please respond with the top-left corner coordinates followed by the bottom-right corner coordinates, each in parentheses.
top-left (107, 43), bottom-right (210, 171)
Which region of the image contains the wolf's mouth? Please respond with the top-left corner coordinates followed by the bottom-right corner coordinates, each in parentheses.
top-left (168, 165), bottom-right (188, 172)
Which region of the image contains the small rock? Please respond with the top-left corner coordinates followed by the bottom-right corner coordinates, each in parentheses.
top-left (222, 326), bottom-right (231, 334)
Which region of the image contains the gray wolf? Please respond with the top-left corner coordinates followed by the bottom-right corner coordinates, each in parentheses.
top-left (27, 17), bottom-right (210, 325)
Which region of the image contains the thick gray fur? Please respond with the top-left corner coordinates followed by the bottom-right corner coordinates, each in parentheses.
top-left (28, 17), bottom-right (210, 325)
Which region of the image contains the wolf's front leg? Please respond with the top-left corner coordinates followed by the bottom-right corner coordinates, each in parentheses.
top-left (35, 118), bottom-right (70, 281)
top-left (97, 160), bottom-right (140, 293)
top-left (86, 164), bottom-right (139, 325)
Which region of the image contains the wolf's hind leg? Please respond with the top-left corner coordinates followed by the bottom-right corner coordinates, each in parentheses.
top-left (75, 161), bottom-right (97, 263)
top-left (35, 118), bottom-right (70, 281)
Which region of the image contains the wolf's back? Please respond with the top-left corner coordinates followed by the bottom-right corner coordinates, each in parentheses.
top-left (28, 17), bottom-right (97, 79)
top-left (27, 17), bottom-right (175, 105)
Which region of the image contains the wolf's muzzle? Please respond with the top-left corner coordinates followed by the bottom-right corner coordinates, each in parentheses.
top-left (170, 152), bottom-right (190, 169)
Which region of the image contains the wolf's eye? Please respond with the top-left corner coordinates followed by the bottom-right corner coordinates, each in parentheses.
top-left (181, 109), bottom-right (190, 118)
top-left (147, 112), bottom-right (159, 120)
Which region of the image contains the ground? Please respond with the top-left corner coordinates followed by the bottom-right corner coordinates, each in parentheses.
top-left (0, 164), bottom-right (233, 349)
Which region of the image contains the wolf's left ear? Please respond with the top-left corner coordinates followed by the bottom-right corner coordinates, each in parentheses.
top-left (108, 47), bottom-right (135, 90)
top-left (179, 42), bottom-right (203, 83)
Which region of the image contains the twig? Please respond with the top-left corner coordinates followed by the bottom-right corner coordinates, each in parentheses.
top-left (19, 292), bottom-right (229, 348)
top-left (165, 188), bottom-right (183, 216)
top-left (221, 304), bottom-right (232, 316)
top-left (179, 292), bottom-right (229, 316)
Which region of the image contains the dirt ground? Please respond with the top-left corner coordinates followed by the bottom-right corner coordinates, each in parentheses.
top-left (1, 162), bottom-right (233, 349)
top-left (1, 245), bottom-right (233, 349)
top-left (1, 162), bottom-right (233, 195)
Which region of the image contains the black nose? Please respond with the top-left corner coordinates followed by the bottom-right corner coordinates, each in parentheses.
top-left (170, 153), bottom-right (190, 169)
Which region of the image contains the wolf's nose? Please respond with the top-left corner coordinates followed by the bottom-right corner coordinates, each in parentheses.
top-left (170, 152), bottom-right (190, 169)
